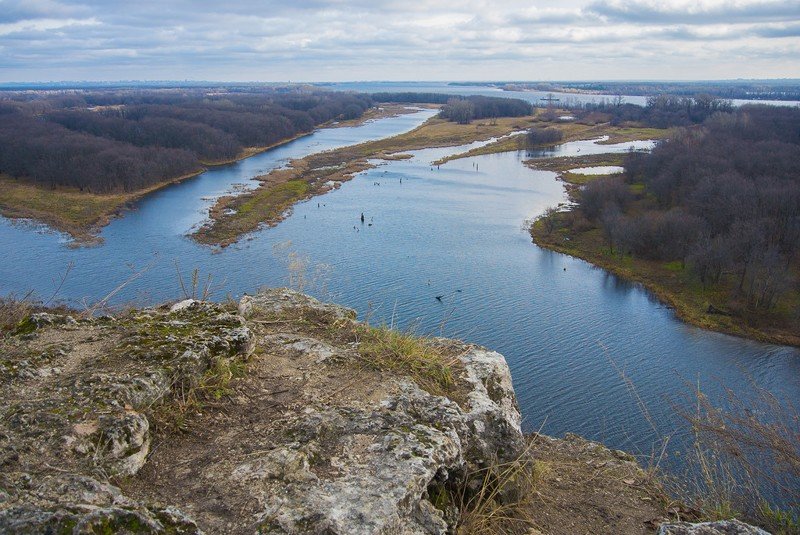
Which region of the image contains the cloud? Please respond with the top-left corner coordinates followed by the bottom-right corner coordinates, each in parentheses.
top-left (587, 0), bottom-right (800, 25)
top-left (0, 0), bottom-right (798, 81)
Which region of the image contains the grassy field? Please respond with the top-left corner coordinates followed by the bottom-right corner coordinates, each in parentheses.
top-left (529, 173), bottom-right (800, 347)
top-left (525, 153), bottom-right (628, 184)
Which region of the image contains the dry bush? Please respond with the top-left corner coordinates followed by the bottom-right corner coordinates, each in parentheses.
top-left (0, 293), bottom-right (35, 336)
top-left (456, 442), bottom-right (544, 535)
top-left (672, 382), bottom-right (800, 534)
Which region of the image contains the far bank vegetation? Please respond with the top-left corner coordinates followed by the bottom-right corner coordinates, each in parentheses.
top-left (533, 104), bottom-right (800, 345)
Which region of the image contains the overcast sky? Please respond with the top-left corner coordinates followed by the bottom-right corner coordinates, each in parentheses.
top-left (1, 0), bottom-right (798, 82)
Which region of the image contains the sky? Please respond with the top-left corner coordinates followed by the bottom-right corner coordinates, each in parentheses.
top-left (1, 0), bottom-right (799, 82)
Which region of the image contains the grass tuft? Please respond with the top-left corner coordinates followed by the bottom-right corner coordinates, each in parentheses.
top-left (456, 441), bottom-right (544, 535)
top-left (669, 382), bottom-right (800, 534)
top-left (355, 324), bottom-right (456, 396)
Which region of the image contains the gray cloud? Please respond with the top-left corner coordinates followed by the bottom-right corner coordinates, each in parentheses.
top-left (587, 0), bottom-right (800, 25)
top-left (0, 0), bottom-right (798, 81)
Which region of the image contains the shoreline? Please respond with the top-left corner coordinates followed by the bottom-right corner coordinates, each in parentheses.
top-left (0, 130), bottom-right (339, 245)
top-left (526, 156), bottom-right (800, 348)
top-left (192, 112), bottom-right (548, 247)
top-left (0, 105), bottom-right (435, 246)
top-left (194, 111), bottom-right (668, 247)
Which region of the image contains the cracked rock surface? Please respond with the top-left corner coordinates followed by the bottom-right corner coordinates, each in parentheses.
top-left (1, 289), bottom-right (522, 534)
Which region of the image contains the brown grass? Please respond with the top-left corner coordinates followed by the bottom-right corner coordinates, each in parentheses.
top-left (0, 170), bottom-right (205, 245)
top-left (668, 382), bottom-right (800, 534)
top-left (434, 115), bottom-right (668, 165)
top-left (456, 444), bottom-right (543, 534)
top-left (0, 295), bottom-right (35, 336)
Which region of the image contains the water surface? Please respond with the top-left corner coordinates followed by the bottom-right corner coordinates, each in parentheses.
top-left (1, 110), bottom-right (797, 472)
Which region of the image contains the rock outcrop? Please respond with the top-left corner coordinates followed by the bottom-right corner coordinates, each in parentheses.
top-left (659, 520), bottom-right (771, 535)
top-left (0, 289), bottom-right (524, 534)
top-left (0, 289), bottom-right (772, 534)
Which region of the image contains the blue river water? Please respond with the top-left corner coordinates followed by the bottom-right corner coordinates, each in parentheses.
top-left (1, 109), bottom-right (798, 471)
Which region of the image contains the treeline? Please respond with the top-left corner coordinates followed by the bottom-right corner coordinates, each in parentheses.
top-left (527, 127), bottom-right (564, 145)
top-left (371, 92), bottom-right (533, 124)
top-left (571, 94), bottom-right (734, 128)
top-left (577, 105), bottom-right (800, 311)
top-left (550, 80), bottom-right (800, 102)
top-left (0, 90), bottom-right (371, 193)
top-left (439, 96), bottom-right (532, 124)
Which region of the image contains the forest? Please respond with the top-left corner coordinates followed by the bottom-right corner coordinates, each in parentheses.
top-left (575, 104), bottom-right (800, 312)
top-left (0, 90), bottom-right (372, 193)
top-left (569, 94), bottom-right (734, 128)
top-left (371, 92), bottom-right (533, 123)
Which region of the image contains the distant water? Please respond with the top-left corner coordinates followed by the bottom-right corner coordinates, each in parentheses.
top-left (570, 165), bottom-right (625, 175)
top-left (325, 81), bottom-right (800, 108)
top-left (1, 109), bottom-right (798, 473)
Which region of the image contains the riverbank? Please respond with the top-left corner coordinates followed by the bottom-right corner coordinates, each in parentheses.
top-left (194, 110), bottom-right (668, 247)
top-left (0, 106), bottom-right (425, 245)
top-left (0, 170), bottom-right (204, 246)
top-left (433, 123), bottom-right (667, 165)
top-left (528, 155), bottom-right (800, 348)
top-left (193, 112), bottom-right (546, 246)
top-left (0, 131), bottom-right (315, 245)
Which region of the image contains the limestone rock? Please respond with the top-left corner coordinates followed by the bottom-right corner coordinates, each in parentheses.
top-left (0, 475), bottom-right (202, 534)
top-left (659, 519), bottom-right (771, 535)
top-left (249, 382), bottom-right (466, 535)
top-left (459, 346), bottom-right (524, 463)
top-left (27, 312), bottom-right (78, 329)
top-left (96, 411), bottom-right (151, 477)
top-left (239, 288), bottom-right (356, 321)
top-left (2, 290), bottom-right (531, 534)
top-left (261, 333), bottom-right (343, 363)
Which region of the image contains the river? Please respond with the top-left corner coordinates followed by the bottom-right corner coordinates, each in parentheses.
top-left (1, 108), bottom-right (798, 473)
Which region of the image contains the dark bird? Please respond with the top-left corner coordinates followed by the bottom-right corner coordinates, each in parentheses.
top-left (435, 295), bottom-right (443, 301)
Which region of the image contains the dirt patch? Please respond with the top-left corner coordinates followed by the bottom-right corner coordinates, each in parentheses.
top-left (526, 433), bottom-right (678, 534)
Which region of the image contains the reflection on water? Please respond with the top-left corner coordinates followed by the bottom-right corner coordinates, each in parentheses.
top-left (1, 110), bottom-right (798, 475)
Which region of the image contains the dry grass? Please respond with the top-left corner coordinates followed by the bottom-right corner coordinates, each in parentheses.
top-left (0, 170), bottom-right (204, 244)
top-left (435, 117), bottom-right (668, 165)
top-left (669, 383), bottom-right (800, 534)
top-left (456, 442), bottom-right (544, 535)
top-left (526, 153), bottom-right (628, 184)
top-left (0, 294), bottom-right (36, 336)
top-left (354, 324), bottom-right (457, 397)
top-left (195, 179), bottom-right (312, 245)
top-left (0, 174), bottom-right (128, 242)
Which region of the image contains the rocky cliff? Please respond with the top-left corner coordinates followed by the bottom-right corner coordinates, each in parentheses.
top-left (0, 289), bottom-right (525, 533)
top-left (0, 289), bottom-right (768, 534)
